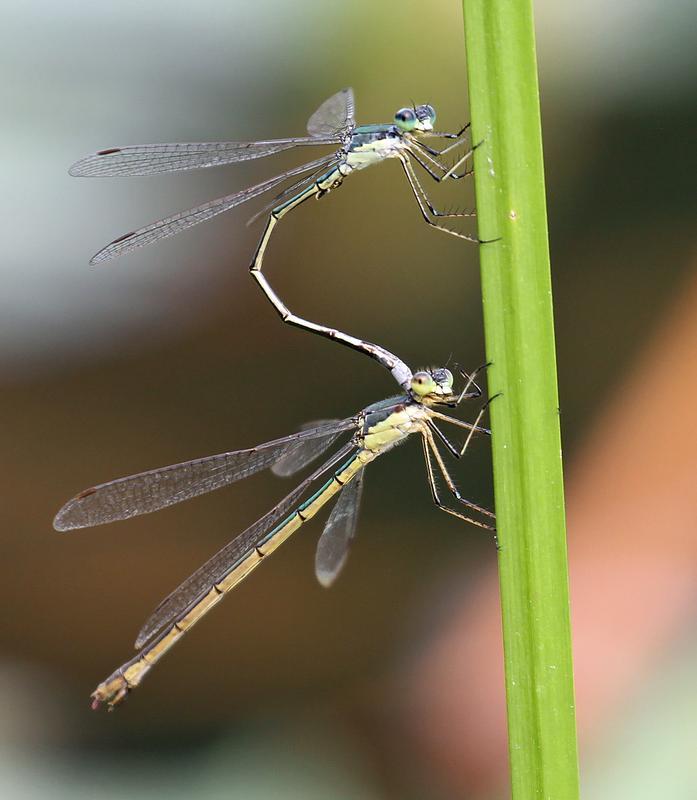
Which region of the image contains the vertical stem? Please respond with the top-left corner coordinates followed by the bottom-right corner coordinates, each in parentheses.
top-left (461, 2), bottom-right (580, 797)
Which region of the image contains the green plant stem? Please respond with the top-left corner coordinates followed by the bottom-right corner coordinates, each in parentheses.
top-left (461, 2), bottom-right (580, 797)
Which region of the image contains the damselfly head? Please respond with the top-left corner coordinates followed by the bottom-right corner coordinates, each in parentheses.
top-left (394, 103), bottom-right (436, 132)
top-left (410, 367), bottom-right (454, 402)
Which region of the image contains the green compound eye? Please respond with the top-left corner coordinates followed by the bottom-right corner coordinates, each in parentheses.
top-left (394, 107), bottom-right (418, 131)
top-left (411, 371), bottom-right (437, 396)
top-left (439, 368), bottom-right (454, 392)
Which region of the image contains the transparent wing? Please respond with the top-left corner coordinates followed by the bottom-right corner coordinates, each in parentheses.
top-left (89, 153), bottom-right (337, 264)
top-left (307, 87), bottom-right (355, 138)
top-left (69, 137), bottom-right (343, 178)
top-left (272, 419), bottom-right (345, 477)
top-left (315, 468), bottom-right (364, 587)
top-left (53, 419), bottom-right (356, 531)
top-left (135, 442), bottom-right (357, 647)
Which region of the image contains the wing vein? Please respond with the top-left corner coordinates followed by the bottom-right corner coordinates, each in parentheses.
top-left (135, 441), bottom-right (357, 647)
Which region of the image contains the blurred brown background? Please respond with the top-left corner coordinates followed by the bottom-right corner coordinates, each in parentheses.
top-left (1, 1), bottom-right (696, 797)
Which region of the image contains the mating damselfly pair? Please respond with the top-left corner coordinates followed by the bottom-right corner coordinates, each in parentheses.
top-left (56, 88), bottom-right (494, 709)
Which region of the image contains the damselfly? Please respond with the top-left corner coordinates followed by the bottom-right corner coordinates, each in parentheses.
top-left (54, 364), bottom-right (494, 709)
top-left (70, 89), bottom-right (478, 367)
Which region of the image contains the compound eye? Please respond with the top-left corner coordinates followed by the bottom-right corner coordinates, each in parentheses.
top-left (416, 103), bottom-right (436, 125)
top-left (411, 371), bottom-right (436, 396)
top-left (394, 107), bottom-right (417, 131)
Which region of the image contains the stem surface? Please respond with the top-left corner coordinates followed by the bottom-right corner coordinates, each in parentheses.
top-left (462, 2), bottom-right (580, 797)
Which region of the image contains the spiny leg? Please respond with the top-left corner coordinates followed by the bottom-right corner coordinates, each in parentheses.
top-left (407, 130), bottom-right (481, 182)
top-left (457, 392), bottom-right (502, 456)
top-left (404, 153), bottom-right (475, 219)
top-left (452, 364), bottom-right (485, 404)
top-left (426, 429), bottom-right (495, 522)
top-left (398, 154), bottom-right (481, 244)
top-left (428, 409), bottom-right (490, 449)
top-left (439, 132), bottom-right (486, 182)
top-left (421, 433), bottom-right (483, 526)
top-left (430, 409), bottom-right (486, 430)
top-left (426, 418), bottom-right (489, 461)
top-left (421, 433), bottom-right (494, 529)
top-left (413, 123), bottom-right (472, 157)
top-left (408, 141), bottom-right (472, 180)
top-left (408, 138), bottom-right (475, 182)
top-left (440, 147), bottom-right (480, 182)
top-left (408, 145), bottom-right (473, 185)
top-left (426, 420), bottom-right (460, 457)
top-left (402, 153), bottom-right (476, 224)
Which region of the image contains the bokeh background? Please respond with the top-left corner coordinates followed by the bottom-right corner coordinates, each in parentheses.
top-left (2, 0), bottom-right (696, 797)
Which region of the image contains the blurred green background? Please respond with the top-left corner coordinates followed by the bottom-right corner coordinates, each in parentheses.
top-left (1, 0), bottom-right (696, 797)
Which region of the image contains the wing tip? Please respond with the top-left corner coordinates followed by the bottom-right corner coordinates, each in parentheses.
top-left (134, 629), bottom-right (152, 650)
top-left (89, 231), bottom-right (135, 264)
top-left (52, 507), bottom-right (73, 532)
top-left (70, 148), bottom-right (123, 177)
top-left (315, 567), bottom-right (338, 589)
top-left (54, 484), bottom-right (102, 530)
top-left (68, 158), bottom-right (97, 177)
top-left (88, 252), bottom-right (106, 266)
